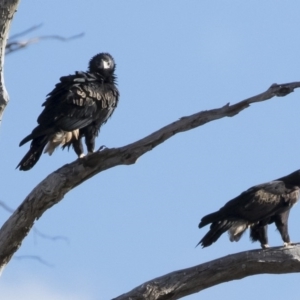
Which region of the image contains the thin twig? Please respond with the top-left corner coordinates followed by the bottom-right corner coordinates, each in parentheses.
top-left (14, 255), bottom-right (54, 267)
top-left (0, 200), bottom-right (14, 213)
top-left (9, 23), bottom-right (43, 40)
top-left (6, 32), bottom-right (84, 54)
top-left (33, 227), bottom-right (69, 244)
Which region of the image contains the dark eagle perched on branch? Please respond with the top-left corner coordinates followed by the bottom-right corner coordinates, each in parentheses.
top-left (17, 53), bottom-right (119, 171)
top-left (198, 169), bottom-right (300, 249)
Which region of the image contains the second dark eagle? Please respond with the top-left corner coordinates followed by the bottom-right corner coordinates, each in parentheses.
top-left (198, 169), bottom-right (300, 249)
top-left (17, 53), bottom-right (119, 171)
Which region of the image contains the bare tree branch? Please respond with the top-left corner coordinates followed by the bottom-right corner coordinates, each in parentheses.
top-left (9, 23), bottom-right (43, 40)
top-left (33, 227), bottom-right (69, 244)
top-left (112, 245), bottom-right (300, 300)
top-left (0, 0), bottom-right (20, 125)
top-left (0, 81), bottom-right (298, 276)
top-left (0, 200), bottom-right (14, 213)
top-left (14, 255), bottom-right (54, 267)
top-left (6, 31), bottom-right (84, 55)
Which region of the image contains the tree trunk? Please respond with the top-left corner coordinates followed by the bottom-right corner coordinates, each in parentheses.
top-left (0, 0), bottom-right (20, 125)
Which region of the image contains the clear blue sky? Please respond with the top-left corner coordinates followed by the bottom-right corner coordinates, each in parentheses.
top-left (1, 1), bottom-right (300, 299)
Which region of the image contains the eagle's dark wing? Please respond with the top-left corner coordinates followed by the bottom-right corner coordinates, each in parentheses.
top-left (40, 72), bottom-right (118, 136)
top-left (39, 73), bottom-right (100, 130)
top-left (221, 181), bottom-right (297, 222)
top-left (19, 72), bottom-right (100, 146)
top-left (62, 80), bottom-right (119, 155)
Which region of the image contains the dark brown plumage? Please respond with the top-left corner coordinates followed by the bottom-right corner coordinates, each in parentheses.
top-left (17, 53), bottom-right (119, 171)
top-left (198, 169), bottom-right (300, 249)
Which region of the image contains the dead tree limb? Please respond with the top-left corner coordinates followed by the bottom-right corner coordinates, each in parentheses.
top-left (112, 245), bottom-right (300, 300)
top-left (32, 227), bottom-right (69, 244)
top-left (0, 81), bottom-right (299, 275)
top-left (0, 0), bottom-right (20, 125)
top-left (6, 31), bottom-right (84, 55)
top-left (9, 23), bottom-right (43, 40)
top-left (14, 255), bottom-right (54, 267)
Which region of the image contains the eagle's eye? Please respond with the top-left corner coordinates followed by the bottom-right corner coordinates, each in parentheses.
top-left (103, 60), bottom-right (111, 69)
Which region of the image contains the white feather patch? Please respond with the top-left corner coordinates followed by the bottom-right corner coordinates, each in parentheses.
top-left (228, 222), bottom-right (248, 242)
top-left (44, 130), bottom-right (79, 155)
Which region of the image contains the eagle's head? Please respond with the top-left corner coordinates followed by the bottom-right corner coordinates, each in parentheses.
top-left (89, 53), bottom-right (116, 75)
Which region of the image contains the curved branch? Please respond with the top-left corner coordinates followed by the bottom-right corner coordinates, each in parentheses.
top-left (33, 227), bottom-right (69, 244)
top-left (0, 82), bottom-right (299, 273)
top-left (0, 0), bottom-right (20, 124)
top-left (14, 255), bottom-right (54, 267)
top-left (112, 245), bottom-right (300, 300)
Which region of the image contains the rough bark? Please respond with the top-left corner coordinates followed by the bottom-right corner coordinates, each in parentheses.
top-left (0, 0), bottom-right (20, 124)
top-left (0, 81), bottom-right (298, 275)
top-left (112, 245), bottom-right (300, 300)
